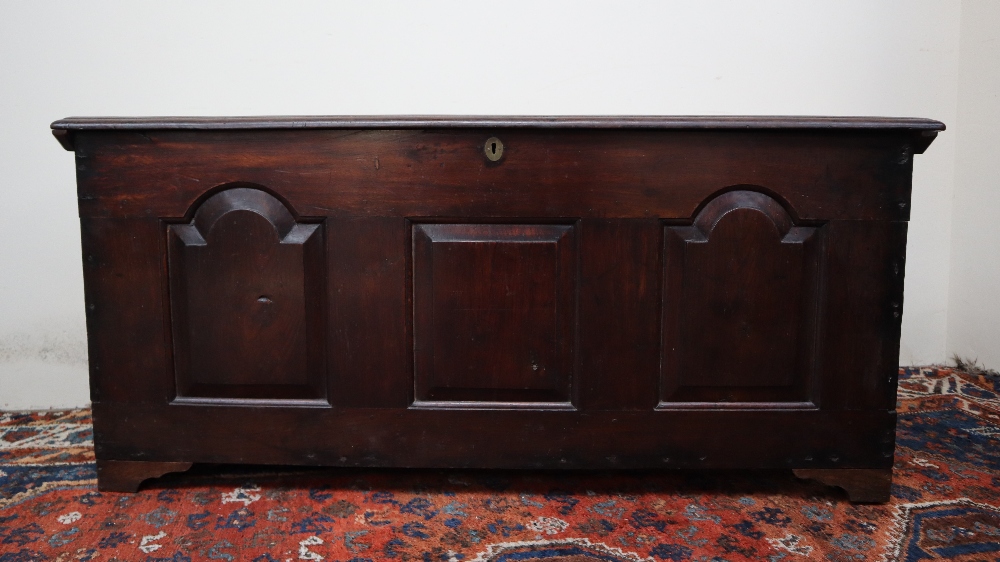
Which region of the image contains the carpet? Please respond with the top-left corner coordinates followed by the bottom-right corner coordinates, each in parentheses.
top-left (2, 366), bottom-right (999, 561)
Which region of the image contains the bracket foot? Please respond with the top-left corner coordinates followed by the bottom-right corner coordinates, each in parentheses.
top-left (793, 468), bottom-right (892, 503)
top-left (96, 460), bottom-right (194, 493)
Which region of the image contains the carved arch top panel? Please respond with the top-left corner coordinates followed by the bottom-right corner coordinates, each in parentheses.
top-left (660, 190), bottom-right (824, 408)
top-left (167, 187), bottom-right (326, 405)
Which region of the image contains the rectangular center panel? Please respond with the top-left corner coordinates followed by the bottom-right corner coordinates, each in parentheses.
top-left (410, 222), bottom-right (578, 409)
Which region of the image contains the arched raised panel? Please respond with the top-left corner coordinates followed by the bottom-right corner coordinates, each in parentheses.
top-left (167, 187), bottom-right (326, 405)
top-left (660, 190), bottom-right (824, 408)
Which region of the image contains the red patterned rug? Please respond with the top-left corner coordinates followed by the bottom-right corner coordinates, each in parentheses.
top-left (2, 366), bottom-right (1000, 561)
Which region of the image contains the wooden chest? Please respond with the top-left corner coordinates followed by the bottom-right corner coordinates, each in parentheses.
top-left (52, 116), bottom-right (943, 502)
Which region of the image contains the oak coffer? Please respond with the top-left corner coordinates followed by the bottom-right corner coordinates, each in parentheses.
top-left (52, 115), bottom-right (944, 502)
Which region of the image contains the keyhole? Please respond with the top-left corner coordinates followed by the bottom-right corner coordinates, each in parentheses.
top-left (484, 136), bottom-right (503, 161)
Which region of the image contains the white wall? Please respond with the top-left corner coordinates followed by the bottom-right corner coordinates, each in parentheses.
top-left (946, 0), bottom-right (1000, 369)
top-left (0, 1), bottom-right (964, 409)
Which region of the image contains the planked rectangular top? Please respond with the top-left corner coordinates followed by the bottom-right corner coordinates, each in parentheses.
top-left (52, 114), bottom-right (945, 131)
top-left (51, 115), bottom-right (945, 152)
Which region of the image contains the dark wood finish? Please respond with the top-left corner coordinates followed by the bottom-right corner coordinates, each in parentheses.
top-left (92, 402), bottom-right (894, 469)
top-left (52, 128), bottom-right (74, 151)
top-left (660, 191), bottom-right (822, 407)
top-left (819, 221), bottom-right (909, 411)
top-left (69, 130), bottom-right (924, 221)
top-left (95, 460), bottom-right (193, 493)
top-left (80, 218), bottom-right (174, 404)
top-left (56, 115), bottom-right (943, 502)
top-left (577, 220), bottom-right (662, 411)
top-left (326, 218), bottom-right (411, 408)
top-left (167, 187), bottom-right (326, 404)
top-left (51, 115), bottom-right (944, 154)
top-left (793, 468), bottom-right (893, 503)
top-left (412, 223), bottom-right (576, 407)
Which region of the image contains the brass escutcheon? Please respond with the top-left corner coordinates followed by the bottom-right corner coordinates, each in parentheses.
top-left (484, 137), bottom-right (504, 161)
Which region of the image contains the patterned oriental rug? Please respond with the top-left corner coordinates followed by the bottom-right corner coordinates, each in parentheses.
top-left (2, 366), bottom-right (1000, 562)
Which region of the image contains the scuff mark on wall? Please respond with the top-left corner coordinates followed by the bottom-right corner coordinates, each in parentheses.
top-left (0, 324), bottom-right (88, 366)
top-left (0, 319), bottom-right (91, 410)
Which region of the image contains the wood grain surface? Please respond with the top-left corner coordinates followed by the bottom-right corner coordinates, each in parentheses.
top-left (59, 116), bottom-right (940, 501)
